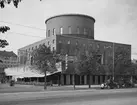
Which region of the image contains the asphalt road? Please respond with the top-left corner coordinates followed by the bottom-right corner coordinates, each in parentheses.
top-left (0, 88), bottom-right (137, 105)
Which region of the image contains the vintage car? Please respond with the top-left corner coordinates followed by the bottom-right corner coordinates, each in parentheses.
top-left (100, 79), bottom-right (119, 89)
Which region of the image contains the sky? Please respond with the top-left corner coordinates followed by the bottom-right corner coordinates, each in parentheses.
top-left (0, 0), bottom-right (137, 59)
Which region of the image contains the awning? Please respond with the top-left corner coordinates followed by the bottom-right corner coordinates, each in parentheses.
top-left (5, 65), bottom-right (61, 78)
top-left (5, 66), bottom-right (44, 78)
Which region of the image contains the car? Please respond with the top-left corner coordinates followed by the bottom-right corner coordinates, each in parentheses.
top-left (124, 81), bottom-right (135, 88)
top-left (115, 78), bottom-right (135, 88)
top-left (100, 79), bottom-right (119, 89)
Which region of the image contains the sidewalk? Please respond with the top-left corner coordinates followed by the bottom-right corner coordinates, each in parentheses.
top-left (0, 83), bottom-right (100, 93)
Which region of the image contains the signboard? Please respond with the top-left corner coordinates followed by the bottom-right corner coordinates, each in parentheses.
top-left (55, 62), bottom-right (62, 72)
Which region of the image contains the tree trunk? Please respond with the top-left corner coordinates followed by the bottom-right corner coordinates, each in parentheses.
top-left (88, 75), bottom-right (91, 88)
top-left (72, 74), bottom-right (75, 89)
top-left (44, 71), bottom-right (47, 90)
top-left (131, 75), bottom-right (133, 83)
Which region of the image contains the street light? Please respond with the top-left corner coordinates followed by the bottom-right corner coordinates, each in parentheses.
top-left (65, 54), bottom-right (68, 70)
top-left (112, 43), bottom-right (115, 80)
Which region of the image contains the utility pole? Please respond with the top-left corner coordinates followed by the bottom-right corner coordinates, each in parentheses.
top-left (112, 42), bottom-right (115, 80)
top-left (65, 54), bottom-right (68, 70)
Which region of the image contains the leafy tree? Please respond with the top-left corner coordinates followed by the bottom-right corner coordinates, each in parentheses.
top-left (0, 0), bottom-right (41, 48)
top-left (0, 39), bottom-right (9, 48)
top-left (114, 47), bottom-right (130, 79)
top-left (31, 44), bottom-right (58, 90)
top-left (0, 0), bottom-right (42, 8)
top-left (77, 50), bottom-right (102, 88)
top-left (114, 47), bottom-right (134, 81)
top-left (0, 0), bottom-right (22, 8)
top-left (0, 26), bottom-right (10, 48)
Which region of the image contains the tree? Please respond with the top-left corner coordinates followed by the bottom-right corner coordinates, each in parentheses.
top-left (31, 44), bottom-right (57, 90)
top-left (0, 26), bottom-right (10, 48)
top-left (123, 61), bottom-right (137, 83)
top-left (0, 0), bottom-right (22, 8)
top-left (77, 50), bottom-right (102, 88)
top-left (0, 0), bottom-right (42, 8)
top-left (114, 47), bottom-right (130, 80)
top-left (0, 0), bottom-right (41, 48)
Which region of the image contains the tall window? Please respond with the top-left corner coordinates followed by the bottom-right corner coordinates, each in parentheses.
top-left (53, 47), bottom-right (55, 51)
top-left (77, 27), bottom-right (80, 34)
top-left (48, 30), bottom-right (50, 37)
top-left (76, 41), bottom-right (78, 45)
top-left (101, 55), bottom-right (104, 64)
top-left (60, 27), bottom-right (63, 35)
top-left (84, 28), bottom-right (87, 35)
top-left (97, 55), bottom-right (102, 64)
top-left (53, 39), bottom-right (55, 44)
top-left (53, 28), bottom-right (56, 35)
top-left (59, 40), bottom-right (62, 43)
top-left (48, 41), bottom-right (50, 45)
top-left (67, 40), bottom-right (70, 44)
top-left (68, 26), bottom-right (71, 34)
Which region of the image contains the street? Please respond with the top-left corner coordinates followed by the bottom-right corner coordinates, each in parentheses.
top-left (0, 87), bottom-right (137, 105)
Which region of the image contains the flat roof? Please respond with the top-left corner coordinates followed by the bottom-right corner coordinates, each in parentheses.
top-left (45, 14), bottom-right (96, 24)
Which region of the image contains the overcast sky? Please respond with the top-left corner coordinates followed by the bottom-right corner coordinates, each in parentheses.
top-left (0, 0), bottom-right (137, 59)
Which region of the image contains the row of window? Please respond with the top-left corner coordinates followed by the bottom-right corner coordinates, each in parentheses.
top-left (47, 27), bottom-right (90, 37)
top-left (25, 39), bottom-right (55, 52)
top-left (0, 64), bottom-right (17, 68)
top-left (58, 40), bottom-right (113, 49)
top-left (0, 60), bottom-right (17, 64)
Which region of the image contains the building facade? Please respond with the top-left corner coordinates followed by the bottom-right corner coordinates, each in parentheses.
top-left (18, 14), bottom-right (131, 85)
top-left (0, 51), bottom-right (18, 81)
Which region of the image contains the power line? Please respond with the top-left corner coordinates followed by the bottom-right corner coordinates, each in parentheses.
top-left (0, 21), bottom-right (46, 31)
top-left (8, 31), bottom-right (45, 38)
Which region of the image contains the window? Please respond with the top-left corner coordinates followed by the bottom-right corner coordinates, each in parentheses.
top-left (53, 39), bottom-right (55, 44)
top-left (53, 28), bottom-right (56, 35)
top-left (76, 41), bottom-right (78, 45)
top-left (35, 46), bottom-right (37, 49)
top-left (68, 26), bottom-right (71, 34)
top-left (53, 47), bottom-right (55, 51)
top-left (84, 28), bottom-right (87, 35)
top-left (97, 55), bottom-right (102, 64)
top-left (97, 44), bottom-right (100, 48)
top-left (101, 55), bottom-right (104, 64)
top-left (48, 30), bottom-right (50, 37)
top-left (32, 47), bottom-right (33, 50)
top-left (48, 41), bottom-right (50, 45)
top-left (59, 40), bottom-right (62, 43)
top-left (77, 27), bottom-right (80, 34)
top-left (67, 40), bottom-right (70, 44)
top-left (60, 27), bottom-right (63, 35)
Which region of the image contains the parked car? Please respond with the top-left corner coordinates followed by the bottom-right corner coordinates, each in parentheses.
top-left (101, 77), bottom-right (135, 89)
top-left (101, 79), bottom-right (119, 89)
top-left (124, 81), bottom-right (135, 88)
top-left (115, 77), bottom-right (135, 88)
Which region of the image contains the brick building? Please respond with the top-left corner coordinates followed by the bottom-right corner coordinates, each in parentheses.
top-left (18, 14), bottom-right (131, 85)
top-left (0, 51), bottom-right (18, 81)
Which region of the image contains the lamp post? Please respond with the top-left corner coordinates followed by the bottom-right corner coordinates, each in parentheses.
top-left (112, 43), bottom-right (115, 80)
top-left (65, 54), bottom-right (68, 71)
